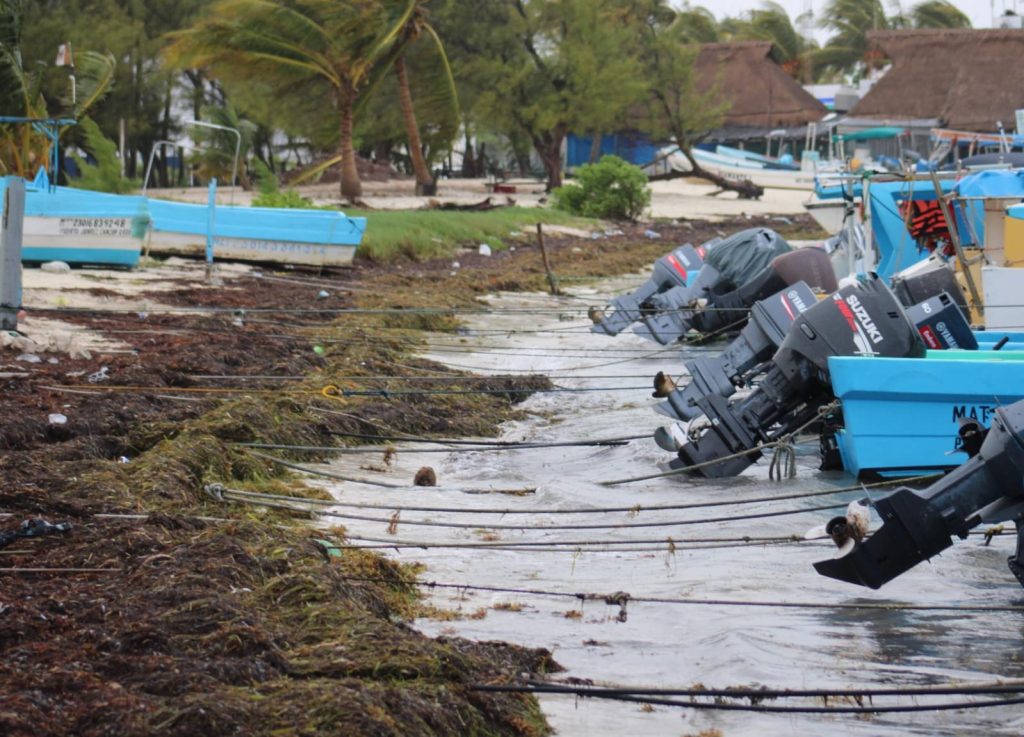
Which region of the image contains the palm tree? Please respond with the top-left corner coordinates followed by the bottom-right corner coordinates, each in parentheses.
top-left (361, 1), bottom-right (458, 196)
top-left (673, 4), bottom-right (720, 43)
top-left (730, 2), bottom-right (818, 82)
top-left (815, 0), bottom-right (891, 76)
top-left (911, 0), bottom-right (971, 28)
top-left (0, 0), bottom-right (116, 177)
top-left (167, 0), bottom-right (457, 202)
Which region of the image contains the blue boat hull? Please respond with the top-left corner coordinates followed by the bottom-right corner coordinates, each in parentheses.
top-left (829, 348), bottom-right (1024, 478)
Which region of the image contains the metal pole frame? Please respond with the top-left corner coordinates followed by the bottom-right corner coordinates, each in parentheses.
top-left (0, 116), bottom-right (76, 192)
top-left (185, 119), bottom-right (241, 205)
top-left (142, 139), bottom-right (208, 196)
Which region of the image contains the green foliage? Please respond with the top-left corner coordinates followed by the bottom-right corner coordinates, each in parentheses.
top-left (912, 0), bottom-right (972, 29)
top-left (631, 4), bottom-right (729, 151)
top-left (553, 155), bottom-right (650, 221)
top-left (348, 206), bottom-right (591, 261)
top-left (68, 116), bottom-right (139, 193)
top-left (250, 159), bottom-right (319, 209)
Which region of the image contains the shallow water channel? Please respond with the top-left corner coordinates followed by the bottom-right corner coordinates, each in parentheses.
top-left (315, 276), bottom-right (1024, 736)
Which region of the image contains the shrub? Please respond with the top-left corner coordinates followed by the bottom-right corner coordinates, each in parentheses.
top-left (552, 155), bottom-right (650, 221)
top-left (251, 160), bottom-right (320, 209)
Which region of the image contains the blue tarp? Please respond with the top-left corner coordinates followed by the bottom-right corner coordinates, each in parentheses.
top-left (566, 133), bottom-right (657, 169)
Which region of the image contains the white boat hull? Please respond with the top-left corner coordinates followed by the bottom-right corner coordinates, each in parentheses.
top-left (145, 230), bottom-right (358, 268)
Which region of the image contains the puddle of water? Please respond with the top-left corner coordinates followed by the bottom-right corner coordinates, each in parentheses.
top-left (313, 282), bottom-right (1024, 736)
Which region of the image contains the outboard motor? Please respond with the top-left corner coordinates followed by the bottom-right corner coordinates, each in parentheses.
top-left (670, 275), bottom-right (925, 478)
top-left (689, 247), bottom-right (839, 335)
top-left (814, 399), bottom-right (1024, 589)
top-left (655, 281), bottom-right (820, 421)
top-left (634, 228), bottom-right (792, 343)
top-left (656, 288), bottom-right (975, 427)
top-left (589, 242), bottom-right (714, 336)
top-left (891, 257), bottom-right (970, 314)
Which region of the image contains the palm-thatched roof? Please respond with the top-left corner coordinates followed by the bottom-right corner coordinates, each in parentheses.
top-left (696, 42), bottom-right (827, 128)
top-left (851, 29), bottom-right (1024, 132)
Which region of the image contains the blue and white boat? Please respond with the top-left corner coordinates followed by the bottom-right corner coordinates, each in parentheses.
top-left (0, 172), bottom-right (148, 267)
top-left (144, 198), bottom-right (366, 267)
top-left (2, 170), bottom-right (367, 268)
top-left (828, 339), bottom-right (1024, 478)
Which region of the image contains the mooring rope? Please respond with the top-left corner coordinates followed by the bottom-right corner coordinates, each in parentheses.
top-left (206, 475), bottom-right (924, 517)
top-left (240, 451), bottom-right (535, 495)
top-left (337, 575), bottom-right (1024, 613)
top-left (470, 682), bottom-right (1024, 714)
top-left (208, 491), bottom-right (849, 530)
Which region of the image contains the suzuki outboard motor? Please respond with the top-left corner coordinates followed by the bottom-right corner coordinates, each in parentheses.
top-left (671, 275), bottom-right (925, 478)
top-left (635, 228), bottom-right (792, 343)
top-left (590, 242), bottom-right (714, 336)
top-left (814, 399), bottom-right (1024, 589)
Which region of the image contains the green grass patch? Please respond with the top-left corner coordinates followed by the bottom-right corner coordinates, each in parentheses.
top-left (346, 207), bottom-right (594, 262)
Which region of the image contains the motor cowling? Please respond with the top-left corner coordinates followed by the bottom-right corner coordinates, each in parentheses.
top-left (634, 228), bottom-right (792, 344)
top-left (590, 242), bottom-right (713, 336)
top-left (672, 275), bottom-right (925, 478)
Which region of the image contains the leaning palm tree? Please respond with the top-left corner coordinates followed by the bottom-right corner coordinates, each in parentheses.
top-left (166, 0), bottom-right (457, 201)
top-left (815, 0), bottom-right (891, 76)
top-left (911, 0), bottom-right (971, 28)
top-left (359, 0), bottom-right (458, 195)
top-left (0, 0), bottom-right (116, 177)
top-left (730, 2), bottom-right (818, 82)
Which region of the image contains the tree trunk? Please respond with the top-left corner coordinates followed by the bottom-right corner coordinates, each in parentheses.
top-left (462, 130), bottom-right (477, 178)
top-left (532, 127), bottom-right (565, 191)
top-left (588, 131), bottom-right (603, 163)
top-left (648, 145), bottom-right (764, 200)
top-left (394, 55), bottom-right (436, 196)
top-left (338, 93), bottom-right (362, 201)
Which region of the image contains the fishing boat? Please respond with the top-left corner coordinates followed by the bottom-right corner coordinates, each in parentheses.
top-left (18, 170), bottom-right (367, 268)
top-left (0, 173), bottom-right (147, 268)
top-left (145, 198), bottom-right (366, 268)
top-left (686, 147), bottom-right (817, 191)
top-left (828, 342), bottom-right (1024, 479)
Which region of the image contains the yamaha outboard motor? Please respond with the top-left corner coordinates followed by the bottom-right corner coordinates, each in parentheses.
top-left (655, 281), bottom-right (820, 421)
top-left (689, 247), bottom-right (839, 335)
top-left (891, 257), bottom-right (970, 314)
top-left (814, 399), bottom-right (1024, 589)
top-left (589, 242), bottom-right (714, 336)
top-left (635, 228), bottom-right (792, 343)
top-left (671, 275), bottom-right (925, 478)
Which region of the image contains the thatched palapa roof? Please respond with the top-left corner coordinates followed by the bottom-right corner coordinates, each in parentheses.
top-left (851, 29), bottom-right (1024, 132)
top-left (695, 42), bottom-right (827, 129)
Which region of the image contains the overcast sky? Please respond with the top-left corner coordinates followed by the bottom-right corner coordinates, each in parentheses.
top-left (684, 0), bottom-right (1009, 42)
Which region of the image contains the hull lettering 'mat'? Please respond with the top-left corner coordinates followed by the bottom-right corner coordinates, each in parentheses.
top-left (952, 404), bottom-right (996, 424)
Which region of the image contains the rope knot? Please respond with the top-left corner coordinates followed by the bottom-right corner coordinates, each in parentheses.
top-left (204, 483), bottom-right (226, 501)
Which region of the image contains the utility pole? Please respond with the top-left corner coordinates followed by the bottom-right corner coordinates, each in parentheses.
top-left (1, 177), bottom-right (25, 331)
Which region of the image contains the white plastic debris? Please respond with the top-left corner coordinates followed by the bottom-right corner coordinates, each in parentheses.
top-left (48, 413), bottom-right (68, 425)
top-left (40, 261), bottom-right (71, 273)
top-left (478, 244), bottom-right (492, 257)
top-left (87, 366), bottom-right (110, 384)
top-left (117, 456), bottom-right (131, 464)
top-left (317, 290), bottom-right (330, 299)
top-left (644, 229), bottom-right (661, 239)
top-left (451, 261), bottom-right (461, 269)
top-left (16, 353), bottom-right (41, 363)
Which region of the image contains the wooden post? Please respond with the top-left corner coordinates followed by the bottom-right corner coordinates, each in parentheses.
top-left (536, 223), bottom-right (560, 296)
top-left (0, 177), bottom-right (25, 331)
